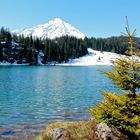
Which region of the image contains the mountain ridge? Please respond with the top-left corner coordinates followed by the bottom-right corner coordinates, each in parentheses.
top-left (12, 18), bottom-right (85, 39)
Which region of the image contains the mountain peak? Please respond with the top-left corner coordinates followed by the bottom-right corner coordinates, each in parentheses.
top-left (47, 18), bottom-right (63, 25)
top-left (52, 18), bottom-right (63, 22)
top-left (12, 18), bottom-right (85, 39)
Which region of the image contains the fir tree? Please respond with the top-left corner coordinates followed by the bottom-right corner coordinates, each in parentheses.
top-left (89, 17), bottom-right (140, 139)
top-left (103, 17), bottom-right (140, 98)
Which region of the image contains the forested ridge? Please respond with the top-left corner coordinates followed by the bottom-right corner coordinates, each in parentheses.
top-left (0, 27), bottom-right (139, 65)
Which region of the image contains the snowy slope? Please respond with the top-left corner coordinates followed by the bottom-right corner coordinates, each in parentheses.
top-left (0, 48), bottom-right (125, 66)
top-left (12, 18), bottom-right (85, 39)
top-left (58, 48), bottom-right (125, 66)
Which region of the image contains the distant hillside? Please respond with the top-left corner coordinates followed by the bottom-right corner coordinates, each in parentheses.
top-left (0, 27), bottom-right (87, 65)
top-left (0, 27), bottom-right (140, 65)
top-left (86, 36), bottom-right (140, 54)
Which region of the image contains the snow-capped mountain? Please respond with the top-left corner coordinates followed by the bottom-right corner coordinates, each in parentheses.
top-left (12, 18), bottom-right (85, 39)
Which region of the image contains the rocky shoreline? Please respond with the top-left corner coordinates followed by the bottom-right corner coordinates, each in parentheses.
top-left (36, 120), bottom-right (127, 140)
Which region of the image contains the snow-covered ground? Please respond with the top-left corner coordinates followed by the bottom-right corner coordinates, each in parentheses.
top-left (58, 48), bottom-right (124, 66)
top-left (0, 48), bottom-right (125, 66)
top-left (0, 61), bottom-right (29, 66)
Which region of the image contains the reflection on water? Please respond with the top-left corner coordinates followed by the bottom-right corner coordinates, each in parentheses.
top-left (0, 66), bottom-right (116, 138)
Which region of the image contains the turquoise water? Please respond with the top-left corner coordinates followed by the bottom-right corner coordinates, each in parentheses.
top-left (0, 66), bottom-right (117, 137)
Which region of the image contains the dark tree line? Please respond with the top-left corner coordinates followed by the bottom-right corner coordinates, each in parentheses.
top-left (86, 36), bottom-right (140, 54)
top-left (0, 27), bottom-right (87, 65)
top-left (0, 27), bottom-right (139, 65)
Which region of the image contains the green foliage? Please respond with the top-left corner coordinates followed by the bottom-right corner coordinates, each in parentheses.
top-left (86, 36), bottom-right (140, 54)
top-left (1, 25), bottom-right (140, 65)
top-left (89, 92), bottom-right (140, 138)
top-left (103, 17), bottom-right (140, 97)
top-left (103, 57), bottom-right (140, 96)
top-left (36, 120), bottom-right (99, 140)
top-left (0, 27), bottom-right (12, 42)
top-left (0, 28), bottom-right (88, 64)
top-left (87, 36), bottom-right (128, 54)
top-left (89, 17), bottom-right (140, 139)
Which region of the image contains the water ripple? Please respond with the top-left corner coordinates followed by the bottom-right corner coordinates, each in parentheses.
top-left (0, 66), bottom-right (117, 138)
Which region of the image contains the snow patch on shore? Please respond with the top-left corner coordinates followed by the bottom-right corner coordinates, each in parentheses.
top-left (58, 48), bottom-right (124, 66)
top-left (0, 48), bottom-right (125, 66)
top-left (0, 62), bottom-right (29, 66)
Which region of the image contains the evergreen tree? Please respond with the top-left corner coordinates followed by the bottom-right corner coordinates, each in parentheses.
top-left (89, 17), bottom-right (140, 139)
top-left (103, 17), bottom-right (140, 98)
top-left (0, 43), bottom-right (3, 62)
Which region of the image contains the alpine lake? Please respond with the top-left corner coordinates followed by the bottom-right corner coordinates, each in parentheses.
top-left (0, 66), bottom-right (119, 139)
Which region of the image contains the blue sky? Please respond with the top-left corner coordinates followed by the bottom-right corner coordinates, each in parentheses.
top-left (0, 0), bottom-right (140, 38)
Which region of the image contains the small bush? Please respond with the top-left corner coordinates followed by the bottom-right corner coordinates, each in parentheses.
top-left (89, 91), bottom-right (140, 139)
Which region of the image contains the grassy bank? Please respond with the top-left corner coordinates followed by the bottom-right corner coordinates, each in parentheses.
top-left (36, 120), bottom-right (99, 140)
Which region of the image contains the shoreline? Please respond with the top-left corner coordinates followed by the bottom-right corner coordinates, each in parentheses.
top-left (0, 48), bottom-right (125, 67)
